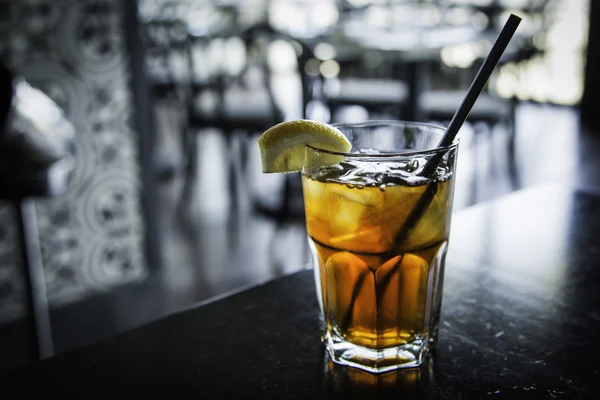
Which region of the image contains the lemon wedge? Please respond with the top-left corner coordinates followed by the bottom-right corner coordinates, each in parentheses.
top-left (257, 119), bottom-right (351, 173)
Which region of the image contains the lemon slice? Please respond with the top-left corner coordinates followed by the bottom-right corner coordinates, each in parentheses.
top-left (257, 119), bottom-right (351, 173)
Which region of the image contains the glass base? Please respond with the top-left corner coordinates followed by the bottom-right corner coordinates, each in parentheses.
top-left (325, 332), bottom-right (430, 373)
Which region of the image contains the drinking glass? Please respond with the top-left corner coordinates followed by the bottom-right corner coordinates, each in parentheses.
top-left (302, 120), bottom-right (458, 373)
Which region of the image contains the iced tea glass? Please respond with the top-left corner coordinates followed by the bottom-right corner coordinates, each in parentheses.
top-left (302, 121), bottom-right (458, 373)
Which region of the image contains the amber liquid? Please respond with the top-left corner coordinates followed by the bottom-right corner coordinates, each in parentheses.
top-left (302, 173), bottom-right (453, 350)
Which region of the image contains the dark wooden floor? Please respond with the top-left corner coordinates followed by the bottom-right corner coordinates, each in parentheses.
top-left (1, 102), bottom-right (599, 374)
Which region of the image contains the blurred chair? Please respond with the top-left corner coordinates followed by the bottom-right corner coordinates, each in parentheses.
top-left (182, 23), bottom-right (320, 219)
top-left (323, 51), bottom-right (410, 122)
top-left (144, 17), bottom-right (190, 99)
top-left (419, 88), bottom-right (515, 129)
top-left (0, 0), bottom-right (165, 372)
top-left (0, 66), bottom-right (75, 361)
top-left (419, 33), bottom-right (544, 186)
top-left (423, 0), bottom-right (551, 149)
top-left (325, 77), bottom-right (409, 121)
top-left (143, 16), bottom-right (191, 180)
top-left (417, 55), bottom-right (519, 199)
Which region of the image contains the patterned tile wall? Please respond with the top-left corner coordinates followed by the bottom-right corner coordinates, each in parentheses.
top-left (0, 0), bottom-right (148, 323)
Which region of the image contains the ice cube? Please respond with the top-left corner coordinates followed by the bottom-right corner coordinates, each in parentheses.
top-left (375, 253), bottom-right (427, 339)
top-left (302, 176), bottom-right (328, 221)
top-left (402, 180), bottom-right (452, 249)
top-left (326, 251), bottom-right (375, 344)
top-left (330, 227), bottom-right (389, 253)
top-left (327, 183), bottom-right (384, 247)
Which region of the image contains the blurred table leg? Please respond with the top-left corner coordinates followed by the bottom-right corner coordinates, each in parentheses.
top-left (15, 199), bottom-right (54, 360)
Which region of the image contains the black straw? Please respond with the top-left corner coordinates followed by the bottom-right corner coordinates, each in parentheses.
top-left (421, 13), bottom-right (522, 177)
top-left (338, 14), bottom-right (522, 335)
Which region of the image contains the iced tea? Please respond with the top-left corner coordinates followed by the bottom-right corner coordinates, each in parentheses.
top-left (302, 122), bottom-right (457, 372)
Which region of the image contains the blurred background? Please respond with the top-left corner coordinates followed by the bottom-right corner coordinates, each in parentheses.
top-left (0, 0), bottom-right (597, 373)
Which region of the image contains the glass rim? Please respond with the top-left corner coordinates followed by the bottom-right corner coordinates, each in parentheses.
top-left (307, 120), bottom-right (459, 159)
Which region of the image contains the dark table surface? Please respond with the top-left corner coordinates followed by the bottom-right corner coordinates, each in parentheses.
top-left (1, 184), bottom-right (599, 398)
